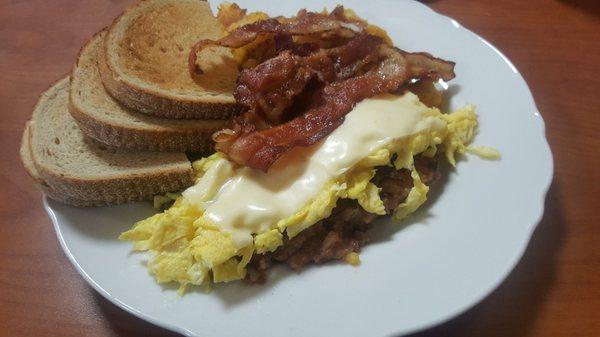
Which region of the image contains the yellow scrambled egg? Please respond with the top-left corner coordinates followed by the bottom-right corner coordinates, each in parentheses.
top-left (119, 104), bottom-right (498, 293)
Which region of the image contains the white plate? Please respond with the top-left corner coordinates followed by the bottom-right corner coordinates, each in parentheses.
top-left (44, 0), bottom-right (553, 336)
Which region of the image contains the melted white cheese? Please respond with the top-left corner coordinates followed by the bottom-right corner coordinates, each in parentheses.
top-left (183, 92), bottom-right (445, 248)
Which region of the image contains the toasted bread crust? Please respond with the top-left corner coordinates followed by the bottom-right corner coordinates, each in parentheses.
top-left (101, 0), bottom-right (243, 119)
top-left (19, 122), bottom-right (45, 186)
top-left (99, 53), bottom-right (240, 119)
top-left (38, 161), bottom-right (193, 203)
top-left (68, 102), bottom-right (218, 152)
top-left (20, 122), bottom-right (104, 206)
top-left (28, 78), bottom-right (195, 206)
top-left (69, 31), bottom-right (229, 152)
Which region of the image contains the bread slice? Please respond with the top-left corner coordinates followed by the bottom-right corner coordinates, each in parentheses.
top-left (70, 30), bottom-right (228, 152)
top-left (28, 77), bottom-right (194, 204)
top-left (101, 0), bottom-right (241, 119)
top-left (20, 122), bottom-right (100, 206)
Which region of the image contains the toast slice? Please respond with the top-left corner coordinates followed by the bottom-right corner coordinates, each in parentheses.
top-left (101, 0), bottom-right (241, 119)
top-left (20, 122), bottom-right (100, 206)
top-left (27, 78), bottom-right (194, 205)
top-left (70, 30), bottom-right (228, 152)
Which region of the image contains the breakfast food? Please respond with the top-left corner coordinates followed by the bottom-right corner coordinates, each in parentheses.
top-left (22, 78), bottom-right (194, 205)
top-left (191, 6), bottom-right (455, 171)
top-left (118, 3), bottom-right (498, 291)
top-left (70, 30), bottom-right (228, 152)
top-left (121, 92), bottom-right (480, 289)
top-left (20, 122), bottom-right (97, 206)
top-left (100, 0), bottom-right (241, 119)
top-left (21, 0), bottom-right (240, 205)
top-left (20, 0), bottom-right (498, 291)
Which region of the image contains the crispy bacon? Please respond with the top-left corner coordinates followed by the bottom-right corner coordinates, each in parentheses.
top-left (189, 10), bottom-right (363, 75)
top-left (217, 44), bottom-right (456, 171)
top-left (401, 51), bottom-right (456, 82)
top-left (191, 6), bottom-right (457, 171)
top-left (218, 49), bottom-right (408, 171)
top-left (272, 34), bottom-right (320, 57)
top-left (234, 51), bottom-right (318, 124)
top-left (231, 35), bottom-right (454, 126)
top-left (233, 34), bottom-right (385, 124)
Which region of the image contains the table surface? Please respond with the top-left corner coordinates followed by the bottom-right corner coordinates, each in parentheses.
top-left (1, 0), bottom-right (598, 336)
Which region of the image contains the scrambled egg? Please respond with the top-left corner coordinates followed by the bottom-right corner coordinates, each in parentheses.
top-left (120, 104), bottom-right (498, 293)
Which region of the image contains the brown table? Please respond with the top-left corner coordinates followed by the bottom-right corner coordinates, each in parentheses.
top-left (1, 0), bottom-right (598, 336)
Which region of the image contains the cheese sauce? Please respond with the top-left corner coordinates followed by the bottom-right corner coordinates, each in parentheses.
top-left (183, 92), bottom-right (446, 248)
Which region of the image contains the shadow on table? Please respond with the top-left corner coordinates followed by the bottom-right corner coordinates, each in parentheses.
top-left (405, 178), bottom-right (565, 337)
top-left (93, 292), bottom-right (181, 337)
top-left (559, 0), bottom-right (600, 17)
top-left (421, 0), bottom-right (599, 17)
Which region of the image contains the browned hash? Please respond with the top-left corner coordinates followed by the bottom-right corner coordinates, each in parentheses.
top-left (245, 155), bottom-right (441, 283)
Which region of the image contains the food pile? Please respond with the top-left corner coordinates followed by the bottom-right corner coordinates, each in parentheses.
top-left (119, 3), bottom-right (497, 292)
top-left (20, 0), bottom-right (498, 293)
top-left (191, 4), bottom-right (456, 171)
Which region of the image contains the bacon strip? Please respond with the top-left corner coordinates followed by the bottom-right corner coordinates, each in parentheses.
top-left (219, 49), bottom-right (408, 171)
top-left (233, 51), bottom-right (317, 124)
top-left (189, 11), bottom-right (363, 75)
top-left (233, 34), bottom-right (385, 124)
top-left (401, 51), bottom-right (456, 82)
